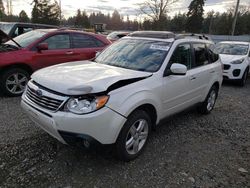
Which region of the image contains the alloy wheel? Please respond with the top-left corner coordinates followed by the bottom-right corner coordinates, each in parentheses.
top-left (125, 119), bottom-right (149, 155)
top-left (5, 73), bottom-right (28, 95)
top-left (207, 90), bottom-right (216, 111)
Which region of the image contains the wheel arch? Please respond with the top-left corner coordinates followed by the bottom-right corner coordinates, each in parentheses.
top-left (0, 63), bottom-right (33, 76)
top-left (129, 103), bottom-right (157, 128)
top-left (212, 81), bottom-right (220, 91)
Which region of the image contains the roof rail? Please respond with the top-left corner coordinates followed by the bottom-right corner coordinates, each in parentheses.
top-left (175, 33), bottom-right (210, 40)
top-left (129, 31), bottom-right (175, 39)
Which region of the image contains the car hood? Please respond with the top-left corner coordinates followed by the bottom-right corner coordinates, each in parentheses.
top-left (219, 54), bottom-right (246, 64)
top-left (0, 29), bottom-right (21, 47)
top-left (31, 61), bottom-right (152, 95)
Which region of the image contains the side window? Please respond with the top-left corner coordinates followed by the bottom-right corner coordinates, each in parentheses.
top-left (72, 34), bottom-right (105, 48)
top-left (14, 26), bottom-right (33, 37)
top-left (169, 44), bottom-right (192, 69)
top-left (192, 43), bottom-right (209, 68)
top-left (43, 34), bottom-right (70, 50)
top-left (206, 44), bottom-right (219, 63)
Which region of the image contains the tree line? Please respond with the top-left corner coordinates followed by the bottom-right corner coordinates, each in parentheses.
top-left (0, 0), bottom-right (249, 35)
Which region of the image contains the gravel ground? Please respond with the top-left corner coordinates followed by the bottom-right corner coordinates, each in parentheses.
top-left (0, 81), bottom-right (250, 188)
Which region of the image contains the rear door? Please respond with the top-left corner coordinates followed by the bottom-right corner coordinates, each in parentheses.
top-left (71, 33), bottom-right (106, 60)
top-left (33, 33), bottom-right (77, 69)
top-left (187, 43), bottom-right (212, 101)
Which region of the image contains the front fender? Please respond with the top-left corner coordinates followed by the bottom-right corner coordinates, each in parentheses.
top-left (107, 90), bottom-right (162, 124)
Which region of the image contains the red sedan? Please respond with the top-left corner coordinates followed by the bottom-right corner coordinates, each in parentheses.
top-left (0, 29), bottom-right (111, 96)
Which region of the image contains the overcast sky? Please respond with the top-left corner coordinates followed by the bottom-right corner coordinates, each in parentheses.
top-left (5, 0), bottom-right (250, 20)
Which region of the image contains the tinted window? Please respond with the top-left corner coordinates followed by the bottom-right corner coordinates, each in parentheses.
top-left (193, 43), bottom-right (209, 68)
top-left (43, 34), bottom-right (70, 50)
top-left (169, 44), bottom-right (192, 69)
top-left (72, 34), bottom-right (104, 48)
top-left (206, 44), bottom-right (219, 63)
top-left (95, 39), bottom-right (170, 72)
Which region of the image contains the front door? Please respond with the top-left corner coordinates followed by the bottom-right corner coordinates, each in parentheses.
top-left (162, 43), bottom-right (205, 117)
top-left (33, 33), bottom-right (77, 70)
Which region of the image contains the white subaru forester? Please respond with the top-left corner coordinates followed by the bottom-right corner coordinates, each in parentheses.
top-left (21, 31), bottom-right (223, 161)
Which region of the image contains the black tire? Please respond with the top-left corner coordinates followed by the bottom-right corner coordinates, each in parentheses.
top-left (115, 110), bottom-right (152, 162)
top-left (238, 68), bottom-right (248, 87)
top-left (0, 68), bottom-right (29, 97)
top-left (197, 85), bottom-right (218, 114)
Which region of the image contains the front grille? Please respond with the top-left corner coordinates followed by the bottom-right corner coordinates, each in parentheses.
top-left (26, 86), bottom-right (64, 111)
top-left (223, 64), bottom-right (231, 70)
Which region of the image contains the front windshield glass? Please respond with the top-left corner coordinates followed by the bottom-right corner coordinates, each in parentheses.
top-left (0, 23), bottom-right (14, 34)
top-left (214, 43), bottom-right (249, 55)
top-left (95, 38), bottom-right (171, 72)
top-left (5, 30), bottom-right (48, 48)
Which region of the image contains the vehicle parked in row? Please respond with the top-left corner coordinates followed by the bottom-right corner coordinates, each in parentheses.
top-left (0, 29), bottom-right (111, 96)
top-left (107, 31), bottom-right (131, 42)
top-left (214, 41), bottom-right (250, 86)
top-left (21, 31), bottom-right (223, 161)
top-left (0, 22), bottom-right (58, 41)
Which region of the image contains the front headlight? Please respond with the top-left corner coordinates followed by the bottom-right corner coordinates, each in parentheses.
top-left (66, 95), bottom-right (109, 114)
top-left (230, 59), bottom-right (245, 64)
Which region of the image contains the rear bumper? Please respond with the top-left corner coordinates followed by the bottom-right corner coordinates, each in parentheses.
top-left (21, 98), bottom-right (127, 145)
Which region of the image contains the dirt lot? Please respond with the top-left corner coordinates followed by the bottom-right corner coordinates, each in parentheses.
top-left (0, 81), bottom-right (249, 188)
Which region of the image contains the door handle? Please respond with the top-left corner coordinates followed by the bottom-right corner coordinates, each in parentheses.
top-left (210, 70), bottom-right (215, 73)
top-left (66, 51), bottom-right (74, 55)
top-left (190, 76), bottom-right (196, 80)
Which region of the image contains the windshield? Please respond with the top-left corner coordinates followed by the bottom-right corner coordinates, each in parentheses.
top-left (0, 23), bottom-right (14, 34)
top-left (95, 38), bottom-right (171, 72)
top-left (214, 43), bottom-right (249, 55)
top-left (5, 30), bottom-right (48, 48)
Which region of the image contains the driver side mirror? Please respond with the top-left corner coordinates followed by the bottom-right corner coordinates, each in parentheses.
top-left (164, 63), bottom-right (187, 76)
top-left (37, 43), bottom-right (48, 52)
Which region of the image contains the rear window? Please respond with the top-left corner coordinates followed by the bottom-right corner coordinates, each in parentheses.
top-left (72, 34), bottom-right (105, 48)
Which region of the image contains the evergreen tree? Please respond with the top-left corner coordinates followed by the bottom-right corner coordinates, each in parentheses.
top-left (170, 13), bottom-right (187, 32)
top-left (74, 9), bottom-right (90, 28)
top-left (0, 0), bottom-right (5, 20)
top-left (110, 10), bottom-right (122, 30)
top-left (31, 0), bottom-right (60, 25)
top-left (19, 10), bottom-right (29, 22)
top-left (186, 0), bottom-right (205, 33)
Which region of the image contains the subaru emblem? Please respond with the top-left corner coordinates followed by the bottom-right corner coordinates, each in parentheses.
top-left (36, 89), bottom-right (43, 97)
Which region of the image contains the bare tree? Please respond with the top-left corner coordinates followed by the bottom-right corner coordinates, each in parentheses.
top-left (138, 0), bottom-right (179, 22)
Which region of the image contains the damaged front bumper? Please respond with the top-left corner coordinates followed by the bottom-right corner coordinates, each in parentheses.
top-left (21, 97), bottom-right (127, 145)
